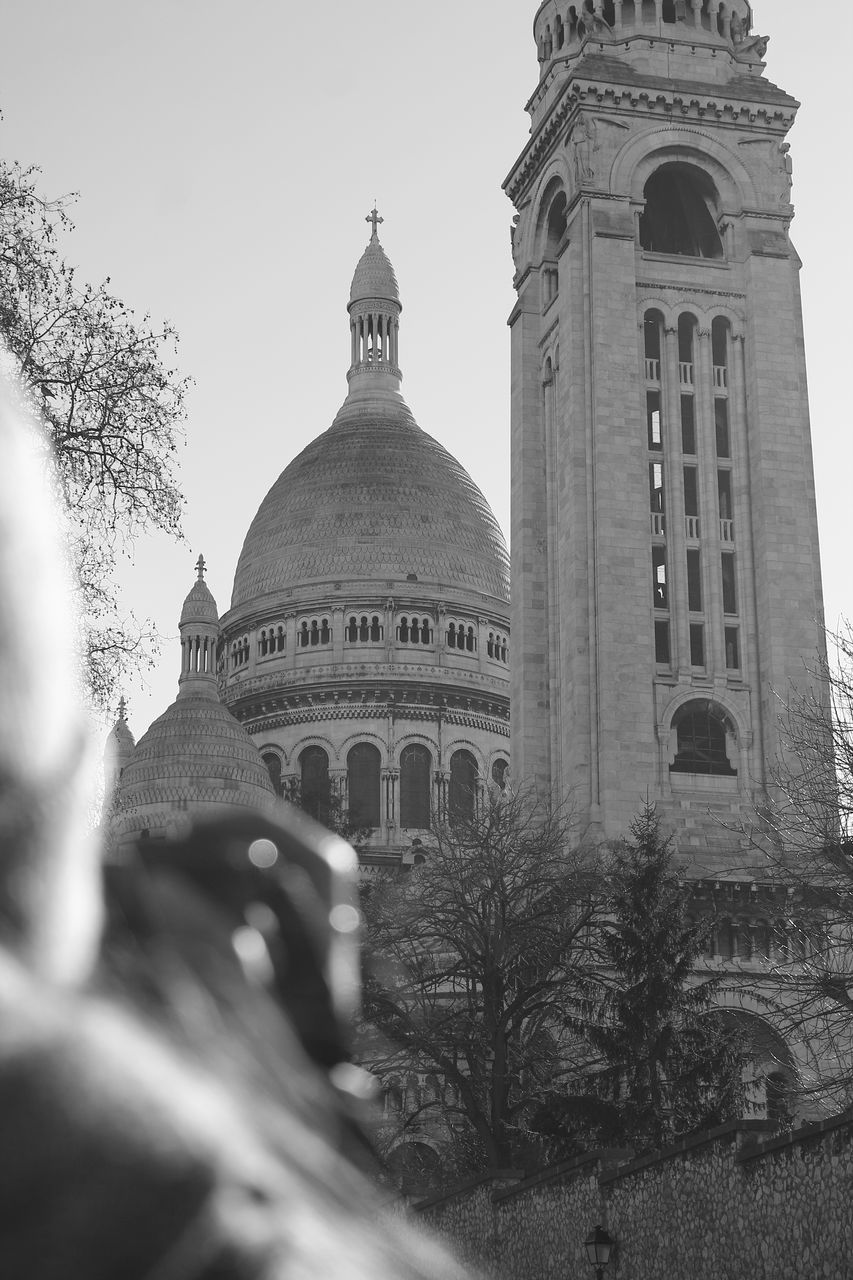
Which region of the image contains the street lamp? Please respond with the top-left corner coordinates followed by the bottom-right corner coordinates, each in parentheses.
top-left (584, 1225), bottom-right (614, 1279)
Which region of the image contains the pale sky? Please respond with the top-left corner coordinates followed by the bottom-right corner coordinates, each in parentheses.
top-left (0, 1), bottom-right (849, 742)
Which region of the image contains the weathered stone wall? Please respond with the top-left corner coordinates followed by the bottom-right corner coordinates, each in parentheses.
top-left (415, 1114), bottom-right (853, 1279)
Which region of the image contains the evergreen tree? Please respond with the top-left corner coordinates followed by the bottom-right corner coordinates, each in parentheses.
top-left (572, 803), bottom-right (747, 1153)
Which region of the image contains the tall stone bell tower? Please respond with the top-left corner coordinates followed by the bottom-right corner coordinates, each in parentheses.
top-left (506, 1), bottom-right (825, 872)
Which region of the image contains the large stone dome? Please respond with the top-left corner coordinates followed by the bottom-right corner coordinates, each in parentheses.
top-left (230, 395), bottom-right (510, 611)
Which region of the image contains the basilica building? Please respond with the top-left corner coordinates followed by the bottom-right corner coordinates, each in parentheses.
top-left (107, 216), bottom-right (511, 869)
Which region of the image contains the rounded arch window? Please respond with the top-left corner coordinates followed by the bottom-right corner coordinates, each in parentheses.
top-left (491, 759), bottom-right (509, 792)
top-left (400, 744), bottom-right (432, 829)
top-left (639, 164), bottom-right (724, 259)
top-left (347, 743), bottom-right (381, 829)
top-left (670, 700), bottom-right (737, 776)
top-left (449, 750), bottom-right (479, 826)
top-left (262, 752), bottom-right (283, 797)
top-left (300, 746), bottom-right (330, 821)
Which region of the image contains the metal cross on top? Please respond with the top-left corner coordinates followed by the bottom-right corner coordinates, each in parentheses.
top-left (366, 206), bottom-right (384, 237)
top-left (196, 553), bottom-right (207, 580)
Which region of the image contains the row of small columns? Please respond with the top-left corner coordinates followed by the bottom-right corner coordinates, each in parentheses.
top-left (540, 0), bottom-right (740, 50)
top-left (277, 769), bottom-right (490, 831)
top-left (350, 309), bottom-right (399, 368)
top-left (181, 633), bottom-right (216, 676)
top-left (225, 608), bottom-right (509, 679)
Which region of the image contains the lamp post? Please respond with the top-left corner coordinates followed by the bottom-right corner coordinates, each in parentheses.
top-left (584, 1225), bottom-right (614, 1280)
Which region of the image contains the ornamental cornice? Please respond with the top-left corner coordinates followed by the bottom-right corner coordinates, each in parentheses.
top-left (637, 281), bottom-right (747, 301)
top-left (240, 703), bottom-right (510, 739)
top-left (505, 76), bottom-right (796, 207)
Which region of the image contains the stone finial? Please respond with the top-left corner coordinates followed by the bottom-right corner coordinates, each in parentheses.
top-left (117, 695), bottom-right (128, 722)
top-left (196, 553), bottom-right (207, 580)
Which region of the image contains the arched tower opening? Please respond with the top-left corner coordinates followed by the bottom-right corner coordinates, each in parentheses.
top-left (639, 164), bottom-right (724, 259)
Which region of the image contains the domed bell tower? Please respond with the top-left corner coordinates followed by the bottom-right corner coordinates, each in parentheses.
top-left (507, 1), bottom-right (825, 871)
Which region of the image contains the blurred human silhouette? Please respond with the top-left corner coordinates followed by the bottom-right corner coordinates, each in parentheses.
top-left (0, 360), bottom-right (475, 1279)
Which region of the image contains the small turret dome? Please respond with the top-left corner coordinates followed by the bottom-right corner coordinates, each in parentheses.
top-left (349, 209), bottom-right (400, 306)
top-left (180, 555), bottom-right (218, 626)
top-left (109, 564), bottom-right (275, 848)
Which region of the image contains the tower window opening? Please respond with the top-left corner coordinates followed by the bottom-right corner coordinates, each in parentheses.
top-left (678, 313), bottom-right (696, 384)
top-left (655, 620), bottom-right (671, 665)
top-left (647, 391), bottom-right (663, 450)
top-left (348, 743), bottom-right (381, 829)
top-left (639, 165), bottom-right (724, 259)
top-left (714, 399), bottom-right (730, 458)
top-left (671, 701), bottom-right (737, 775)
top-left (641, 0), bottom-right (656, 21)
top-left (712, 317), bottom-right (730, 387)
top-left (644, 310), bottom-right (663, 382)
top-left (725, 626), bottom-right (740, 671)
top-left (652, 546), bottom-right (668, 609)
top-left (622, 0), bottom-right (636, 25)
top-left (320, 619), bottom-right (331, 645)
top-left (602, 0), bottom-right (616, 24)
top-left (359, 615), bottom-right (369, 642)
top-left (662, 0), bottom-right (677, 22)
top-left (310, 621), bottom-right (320, 646)
top-left (684, 466), bottom-right (699, 523)
top-left (681, 395), bottom-right (696, 455)
top-left (492, 758), bottom-right (509, 792)
top-left (555, 13), bottom-right (564, 47)
top-left (687, 548), bottom-right (703, 612)
top-left (400, 744), bottom-right (432, 829)
top-left (447, 622), bottom-right (457, 648)
top-left (399, 617), bottom-right (410, 644)
top-left (721, 552), bottom-right (737, 615)
top-left (690, 623), bottom-right (705, 667)
top-left (649, 461), bottom-right (665, 513)
top-left (371, 615), bottom-right (382, 642)
top-left (466, 626), bottom-right (476, 653)
top-left (347, 616), bottom-right (358, 643)
top-left (276, 626), bottom-right (285, 652)
top-left (718, 469), bottom-right (733, 521)
top-left (259, 630), bottom-right (268, 658)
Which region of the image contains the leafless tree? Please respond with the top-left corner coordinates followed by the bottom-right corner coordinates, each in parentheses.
top-left (0, 148), bottom-right (188, 708)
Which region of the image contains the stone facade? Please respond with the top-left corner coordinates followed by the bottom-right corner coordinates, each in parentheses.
top-left (506, 0), bottom-right (826, 872)
top-left (416, 1113), bottom-right (853, 1280)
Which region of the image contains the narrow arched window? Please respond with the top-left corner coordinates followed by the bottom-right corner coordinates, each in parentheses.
top-left (449, 750), bottom-right (479, 826)
top-left (359, 615), bottom-right (369, 642)
top-left (466, 626), bottom-right (476, 653)
top-left (399, 616), bottom-right (410, 644)
top-left (492, 759), bottom-right (509, 792)
top-left (447, 623), bottom-right (456, 649)
top-left (300, 746), bottom-right (330, 822)
top-left (347, 616), bottom-right (358, 643)
top-left (400, 744), bottom-right (432, 829)
top-left (277, 626), bottom-right (285, 652)
top-left (262, 752), bottom-right (283, 797)
top-left (300, 622), bottom-right (310, 648)
top-left (347, 743), bottom-right (381, 828)
top-left (371, 615), bottom-right (382, 642)
top-left (320, 618), bottom-right (331, 645)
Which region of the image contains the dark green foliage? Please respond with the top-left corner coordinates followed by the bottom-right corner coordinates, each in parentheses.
top-left (569, 803), bottom-right (747, 1152)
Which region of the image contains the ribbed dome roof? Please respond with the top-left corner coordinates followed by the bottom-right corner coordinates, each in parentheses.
top-left (350, 235), bottom-right (399, 305)
top-left (230, 397), bottom-right (510, 610)
top-left (180, 576), bottom-right (218, 626)
top-left (113, 696), bottom-right (275, 834)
